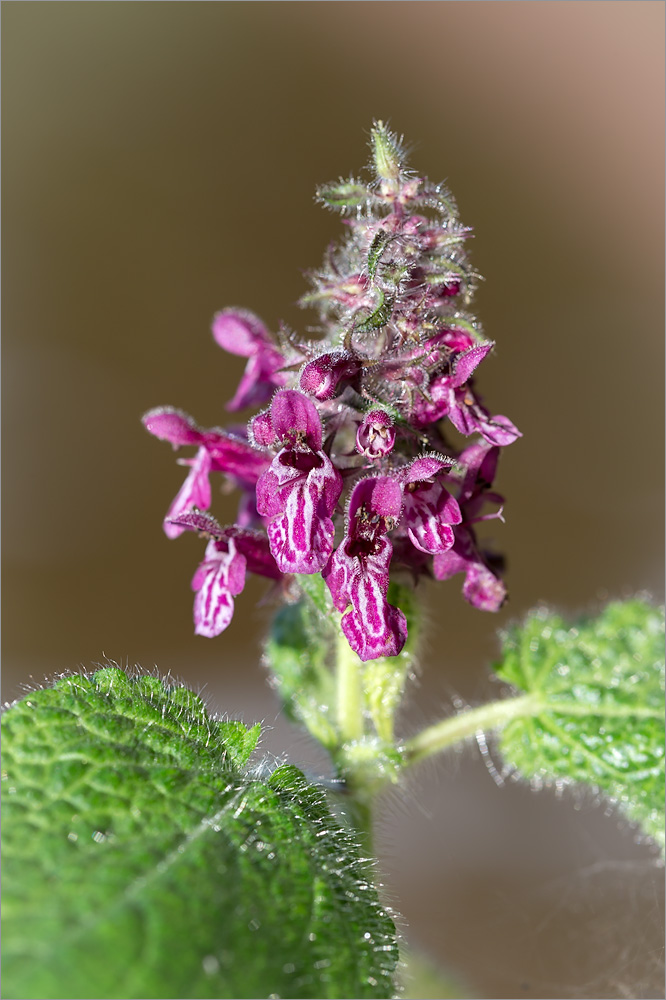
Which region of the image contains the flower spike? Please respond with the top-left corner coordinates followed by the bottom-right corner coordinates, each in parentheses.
top-left (145, 125), bottom-right (519, 657)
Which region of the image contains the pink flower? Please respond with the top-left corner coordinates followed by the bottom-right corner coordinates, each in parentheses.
top-left (433, 442), bottom-right (506, 611)
top-left (212, 309), bottom-right (288, 411)
top-left (413, 341), bottom-right (521, 446)
top-left (356, 410), bottom-right (395, 458)
top-left (323, 477), bottom-right (407, 661)
top-left (255, 390), bottom-right (343, 574)
top-left (300, 351), bottom-right (361, 401)
top-left (142, 407), bottom-right (269, 538)
top-left (168, 510), bottom-right (281, 636)
top-left (401, 456), bottom-right (462, 554)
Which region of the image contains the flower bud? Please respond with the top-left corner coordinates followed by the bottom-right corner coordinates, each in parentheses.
top-left (299, 351), bottom-right (360, 401)
top-left (371, 121), bottom-right (402, 183)
top-left (356, 410), bottom-right (395, 458)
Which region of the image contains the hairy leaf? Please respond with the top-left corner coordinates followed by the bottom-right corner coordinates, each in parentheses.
top-left (494, 600), bottom-right (665, 848)
top-left (316, 178), bottom-right (369, 212)
top-left (2, 667), bottom-right (397, 999)
top-left (264, 574), bottom-right (339, 749)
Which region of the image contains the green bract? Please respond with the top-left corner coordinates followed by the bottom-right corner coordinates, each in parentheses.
top-left (1, 667), bottom-right (398, 1000)
top-left (494, 600), bottom-right (665, 849)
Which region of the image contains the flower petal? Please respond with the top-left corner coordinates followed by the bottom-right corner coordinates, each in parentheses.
top-left (212, 309), bottom-right (287, 411)
top-left (474, 412), bottom-right (522, 447)
top-left (192, 539), bottom-right (247, 637)
top-left (404, 482), bottom-right (461, 554)
top-left (164, 447), bottom-right (212, 538)
top-left (271, 390), bottom-right (323, 450)
top-left (300, 351), bottom-right (361, 401)
top-left (325, 536), bottom-right (406, 661)
top-left (143, 407), bottom-right (204, 447)
top-left (356, 410), bottom-right (395, 458)
top-left (264, 459), bottom-right (340, 573)
top-left (212, 308), bottom-right (271, 358)
top-left (433, 528), bottom-right (506, 612)
top-left (403, 455), bottom-right (452, 484)
top-left (203, 428), bottom-right (270, 484)
top-left (451, 342), bottom-right (493, 387)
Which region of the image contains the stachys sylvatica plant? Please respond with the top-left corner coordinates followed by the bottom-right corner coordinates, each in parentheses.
top-left (3, 124), bottom-right (664, 1000)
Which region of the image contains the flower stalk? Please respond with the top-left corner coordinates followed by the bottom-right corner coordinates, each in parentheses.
top-left (336, 627), bottom-right (365, 744)
top-left (403, 693), bottom-right (540, 767)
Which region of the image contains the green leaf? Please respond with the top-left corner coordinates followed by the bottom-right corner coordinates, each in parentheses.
top-left (264, 577), bottom-right (339, 749)
top-left (494, 599), bottom-right (665, 848)
top-left (1, 667), bottom-right (398, 999)
top-left (316, 178), bottom-right (369, 212)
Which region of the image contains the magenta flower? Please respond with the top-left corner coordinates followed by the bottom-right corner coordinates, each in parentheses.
top-left (356, 410), bottom-right (395, 459)
top-left (433, 442), bottom-right (506, 611)
top-left (255, 390), bottom-right (343, 574)
top-left (323, 477), bottom-right (407, 661)
top-left (212, 309), bottom-right (288, 411)
top-left (413, 340), bottom-right (521, 446)
top-left (190, 537), bottom-right (247, 637)
top-left (299, 351), bottom-right (361, 401)
top-left (143, 407), bottom-right (269, 538)
top-left (168, 509), bottom-right (280, 636)
top-left (402, 456), bottom-right (462, 554)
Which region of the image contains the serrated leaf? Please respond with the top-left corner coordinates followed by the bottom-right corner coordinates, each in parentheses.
top-left (1, 668), bottom-right (398, 999)
top-left (494, 600), bottom-right (665, 848)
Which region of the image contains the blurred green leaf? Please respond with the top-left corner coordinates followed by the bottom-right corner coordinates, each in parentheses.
top-left (400, 950), bottom-right (473, 999)
top-left (494, 600), bottom-right (665, 848)
top-left (264, 577), bottom-right (338, 748)
top-left (2, 667), bottom-right (397, 999)
top-left (316, 177), bottom-right (369, 211)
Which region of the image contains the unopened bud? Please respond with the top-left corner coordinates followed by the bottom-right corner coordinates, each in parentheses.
top-left (299, 351), bottom-right (360, 401)
top-left (356, 410), bottom-right (396, 458)
top-left (371, 121), bottom-right (402, 183)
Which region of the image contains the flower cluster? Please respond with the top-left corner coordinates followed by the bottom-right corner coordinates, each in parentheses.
top-left (144, 124), bottom-right (520, 661)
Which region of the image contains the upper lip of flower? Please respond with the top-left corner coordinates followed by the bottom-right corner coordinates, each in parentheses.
top-left (212, 308), bottom-right (288, 412)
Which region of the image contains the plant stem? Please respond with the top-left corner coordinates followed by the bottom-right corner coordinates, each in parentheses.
top-left (403, 693), bottom-right (540, 767)
top-left (336, 630), bottom-right (364, 743)
top-left (342, 793), bottom-right (375, 862)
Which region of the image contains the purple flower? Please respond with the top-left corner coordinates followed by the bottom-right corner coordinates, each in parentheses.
top-left (212, 309), bottom-right (287, 411)
top-left (145, 126), bottom-right (519, 660)
top-left (356, 410), bottom-right (395, 458)
top-left (413, 341), bottom-right (521, 446)
top-left (299, 351), bottom-right (361, 401)
top-left (433, 533), bottom-right (506, 612)
top-left (191, 538), bottom-right (247, 637)
top-left (323, 477), bottom-right (407, 661)
top-left (401, 456), bottom-right (462, 554)
top-left (255, 390), bottom-right (343, 574)
top-left (168, 509), bottom-right (281, 636)
top-left (433, 442), bottom-right (506, 612)
top-left (142, 407), bottom-right (269, 538)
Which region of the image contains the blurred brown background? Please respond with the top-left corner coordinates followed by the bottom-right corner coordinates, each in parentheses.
top-left (3, 3), bottom-right (664, 997)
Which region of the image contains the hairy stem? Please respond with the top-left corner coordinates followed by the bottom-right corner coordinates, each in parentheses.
top-left (336, 631), bottom-right (365, 743)
top-left (403, 693), bottom-right (540, 767)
